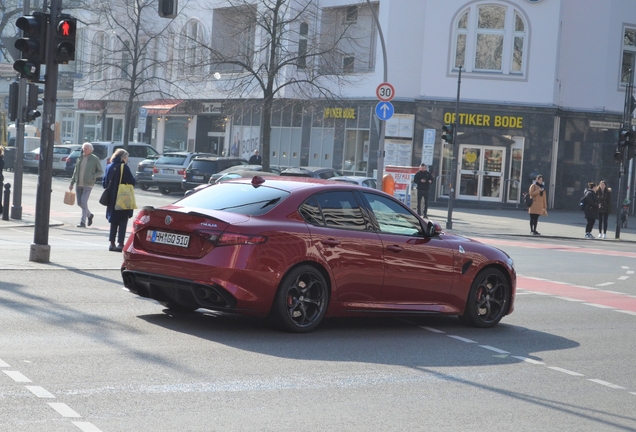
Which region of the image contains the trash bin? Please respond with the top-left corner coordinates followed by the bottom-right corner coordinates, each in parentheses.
top-left (3, 147), bottom-right (16, 171)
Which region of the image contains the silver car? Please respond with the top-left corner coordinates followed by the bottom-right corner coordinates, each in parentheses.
top-left (152, 152), bottom-right (214, 195)
top-left (23, 144), bottom-right (81, 176)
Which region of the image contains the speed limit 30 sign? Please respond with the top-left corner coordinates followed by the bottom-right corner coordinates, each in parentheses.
top-left (376, 82), bottom-right (395, 102)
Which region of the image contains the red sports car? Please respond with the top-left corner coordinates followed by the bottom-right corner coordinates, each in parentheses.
top-left (121, 176), bottom-right (516, 333)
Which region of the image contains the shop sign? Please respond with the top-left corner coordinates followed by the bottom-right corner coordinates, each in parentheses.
top-left (589, 121), bottom-right (620, 129)
top-left (324, 107), bottom-right (356, 119)
top-left (444, 112), bottom-right (524, 129)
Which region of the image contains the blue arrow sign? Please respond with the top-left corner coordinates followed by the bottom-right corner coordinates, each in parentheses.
top-left (375, 101), bottom-right (394, 121)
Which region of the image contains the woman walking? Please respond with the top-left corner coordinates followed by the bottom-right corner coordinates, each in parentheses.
top-left (582, 182), bottom-right (599, 239)
top-left (596, 180), bottom-right (612, 239)
top-left (102, 149), bottom-right (136, 252)
top-left (528, 174), bottom-right (548, 235)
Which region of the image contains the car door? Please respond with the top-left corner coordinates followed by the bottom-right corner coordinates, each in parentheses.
top-left (361, 191), bottom-right (456, 307)
top-left (299, 190), bottom-right (385, 304)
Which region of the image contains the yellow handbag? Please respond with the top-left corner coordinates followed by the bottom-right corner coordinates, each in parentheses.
top-left (114, 165), bottom-right (137, 210)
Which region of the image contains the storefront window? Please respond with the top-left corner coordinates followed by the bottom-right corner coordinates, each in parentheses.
top-left (164, 117), bottom-right (188, 152)
top-left (81, 114), bottom-right (102, 142)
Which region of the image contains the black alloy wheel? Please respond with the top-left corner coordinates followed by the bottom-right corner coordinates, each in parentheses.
top-left (271, 265), bottom-right (329, 333)
top-left (459, 268), bottom-right (510, 328)
top-left (140, 184), bottom-right (150, 191)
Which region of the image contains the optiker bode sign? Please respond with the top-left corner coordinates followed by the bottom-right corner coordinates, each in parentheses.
top-left (444, 112), bottom-right (524, 129)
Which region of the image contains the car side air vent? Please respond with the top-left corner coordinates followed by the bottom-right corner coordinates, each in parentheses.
top-left (461, 260), bottom-right (473, 275)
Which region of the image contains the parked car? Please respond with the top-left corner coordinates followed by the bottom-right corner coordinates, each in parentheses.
top-left (65, 148), bottom-right (81, 176)
top-left (23, 144), bottom-right (81, 175)
top-left (121, 177), bottom-right (516, 333)
top-left (208, 164), bottom-right (281, 185)
top-left (333, 176), bottom-right (377, 189)
top-left (90, 142), bottom-right (160, 175)
top-left (135, 155), bottom-right (161, 190)
top-left (152, 152), bottom-right (214, 195)
top-left (279, 166), bottom-right (342, 179)
top-left (181, 156), bottom-right (248, 191)
top-left (185, 170), bottom-right (279, 196)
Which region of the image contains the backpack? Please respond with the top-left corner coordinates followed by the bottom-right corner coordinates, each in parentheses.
top-left (523, 192), bottom-right (533, 208)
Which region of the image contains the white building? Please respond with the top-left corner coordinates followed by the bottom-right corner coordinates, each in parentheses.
top-left (61, 0), bottom-right (636, 209)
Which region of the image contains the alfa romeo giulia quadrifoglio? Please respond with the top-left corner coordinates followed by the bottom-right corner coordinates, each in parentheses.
top-left (121, 176), bottom-right (516, 333)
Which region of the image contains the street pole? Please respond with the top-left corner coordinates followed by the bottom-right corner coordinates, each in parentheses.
top-left (30, 0), bottom-right (61, 262)
top-left (10, 0), bottom-right (30, 221)
top-left (366, 0), bottom-right (388, 190)
top-left (446, 66), bottom-right (462, 230)
top-left (615, 68), bottom-right (634, 240)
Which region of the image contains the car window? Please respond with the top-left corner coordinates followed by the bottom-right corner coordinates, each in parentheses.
top-left (299, 197), bottom-right (324, 225)
top-left (318, 170), bottom-right (339, 179)
top-left (305, 191), bottom-right (367, 231)
top-left (363, 192), bottom-right (422, 236)
top-left (155, 154), bottom-right (188, 165)
top-left (53, 147), bottom-right (72, 155)
top-left (93, 145), bottom-right (108, 160)
top-left (190, 160), bottom-right (218, 174)
top-left (178, 182), bottom-right (290, 216)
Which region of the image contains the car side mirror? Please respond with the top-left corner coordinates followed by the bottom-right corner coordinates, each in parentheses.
top-left (426, 220), bottom-right (442, 237)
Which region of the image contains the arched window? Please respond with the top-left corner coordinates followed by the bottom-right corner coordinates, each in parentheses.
top-left (298, 22), bottom-right (309, 69)
top-left (452, 2), bottom-right (527, 76)
top-left (179, 20), bottom-right (204, 75)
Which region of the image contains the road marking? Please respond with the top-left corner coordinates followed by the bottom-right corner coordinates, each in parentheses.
top-left (26, 386), bottom-right (55, 398)
top-left (419, 326), bottom-right (445, 333)
top-left (0, 359), bottom-right (9, 367)
top-left (479, 345), bottom-right (510, 354)
top-left (48, 402), bottom-right (81, 417)
top-left (72, 422), bottom-right (103, 432)
top-left (588, 379), bottom-right (626, 390)
top-left (596, 282), bottom-right (615, 287)
top-left (618, 276), bottom-right (629, 280)
top-left (583, 303), bottom-right (615, 309)
top-left (447, 335), bottom-right (477, 343)
top-left (627, 271), bottom-right (634, 274)
top-left (3, 370), bottom-right (31, 382)
top-left (553, 296), bottom-right (585, 302)
top-left (512, 356), bottom-right (545, 365)
top-left (548, 367), bottom-right (584, 376)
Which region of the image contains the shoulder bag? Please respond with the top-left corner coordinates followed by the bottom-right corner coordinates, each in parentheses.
top-left (115, 165), bottom-right (137, 210)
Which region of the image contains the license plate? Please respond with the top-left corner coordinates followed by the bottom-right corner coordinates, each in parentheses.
top-left (146, 230), bottom-right (190, 248)
top-left (144, 167), bottom-right (153, 172)
top-left (193, 175), bottom-right (204, 180)
top-left (163, 169), bottom-right (174, 174)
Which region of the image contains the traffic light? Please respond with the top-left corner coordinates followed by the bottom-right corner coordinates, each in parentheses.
top-left (158, 0), bottom-right (178, 18)
top-left (614, 148), bottom-right (623, 163)
top-left (54, 15), bottom-right (76, 64)
top-left (618, 128), bottom-right (630, 147)
top-left (25, 83), bottom-right (43, 123)
top-left (13, 12), bottom-right (47, 82)
top-left (8, 82), bottom-right (19, 122)
top-left (441, 124), bottom-right (454, 143)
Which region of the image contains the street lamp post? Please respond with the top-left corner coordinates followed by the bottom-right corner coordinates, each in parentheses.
top-left (446, 66), bottom-right (462, 230)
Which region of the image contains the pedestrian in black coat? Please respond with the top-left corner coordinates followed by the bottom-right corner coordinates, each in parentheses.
top-left (582, 182), bottom-right (598, 239)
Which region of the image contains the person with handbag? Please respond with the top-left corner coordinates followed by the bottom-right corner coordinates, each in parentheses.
top-left (528, 174), bottom-right (548, 235)
top-left (102, 149), bottom-right (136, 252)
top-left (69, 142), bottom-right (104, 228)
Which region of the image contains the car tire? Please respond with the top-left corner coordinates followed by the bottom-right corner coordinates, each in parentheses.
top-left (459, 268), bottom-right (510, 328)
top-left (271, 265), bottom-right (329, 333)
top-left (159, 187), bottom-right (171, 195)
top-left (140, 184), bottom-right (150, 191)
top-left (160, 301), bottom-right (198, 313)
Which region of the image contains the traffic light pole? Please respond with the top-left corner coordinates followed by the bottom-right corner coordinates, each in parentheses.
top-left (446, 66), bottom-right (462, 230)
top-left (30, 0), bottom-right (61, 263)
top-left (614, 68), bottom-right (634, 240)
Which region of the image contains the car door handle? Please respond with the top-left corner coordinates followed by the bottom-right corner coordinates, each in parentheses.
top-left (386, 245), bottom-right (404, 253)
top-left (321, 239), bottom-right (341, 246)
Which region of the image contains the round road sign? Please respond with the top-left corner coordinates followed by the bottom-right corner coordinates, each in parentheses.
top-left (376, 82), bottom-right (395, 102)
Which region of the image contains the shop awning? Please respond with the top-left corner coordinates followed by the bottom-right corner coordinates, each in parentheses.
top-left (141, 99), bottom-right (184, 115)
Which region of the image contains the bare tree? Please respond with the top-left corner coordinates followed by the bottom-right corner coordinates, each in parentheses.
top-left (73, 0), bottom-right (191, 148)
top-left (193, 0), bottom-right (376, 171)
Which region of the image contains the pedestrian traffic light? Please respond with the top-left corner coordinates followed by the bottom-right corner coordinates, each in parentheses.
top-left (158, 0), bottom-right (178, 18)
top-left (618, 128), bottom-right (630, 147)
top-left (13, 12), bottom-right (47, 82)
top-left (614, 148), bottom-right (623, 163)
top-left (25, 83), bottom-right (43, 123)
top-left (441, 124), bottom-right (454, 143)
top-left (8, 82), bottom-right (19, 122)
top-left (54, 14), bottom-right (76, 64)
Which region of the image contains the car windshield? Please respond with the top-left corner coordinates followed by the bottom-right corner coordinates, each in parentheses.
top-left (177, 182), bottom-right (290, 216)
top-left (155, 154), bottom-right (188, 165)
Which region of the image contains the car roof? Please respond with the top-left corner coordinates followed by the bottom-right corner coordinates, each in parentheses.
top-left (229, 175), bottom-right (367, 192)
top-left (192, 156), bottom-right (246, 161)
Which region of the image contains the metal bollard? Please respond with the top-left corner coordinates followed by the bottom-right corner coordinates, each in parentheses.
top-left (2, 183), bottom-right (10, 221)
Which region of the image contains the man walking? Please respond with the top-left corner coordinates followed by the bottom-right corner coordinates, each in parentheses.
top-left (69, 142), bottom-right (104, 228)
top-left (414, 163), bottom-right (434, 218)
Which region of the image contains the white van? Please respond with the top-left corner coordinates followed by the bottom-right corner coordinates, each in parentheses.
top-left (91, 142), bottom-right (160, 175)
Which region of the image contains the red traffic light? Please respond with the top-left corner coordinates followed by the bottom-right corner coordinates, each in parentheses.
top-left (56, 18), bottom-right (76, 38)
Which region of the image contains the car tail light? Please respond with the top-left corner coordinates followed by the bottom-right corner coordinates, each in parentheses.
top-left (132, 210), bottom-right (152, 233)
top-left (153, 167), bottom-right (159, 174)
top-left (35, 154), bottom-right (40, 160)
top-left (196, 230), bottom-right (267, 247)
top-left (61, 156), bottom-right (68, 162)
top-left (177, 169), bottom-right (185, 175)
